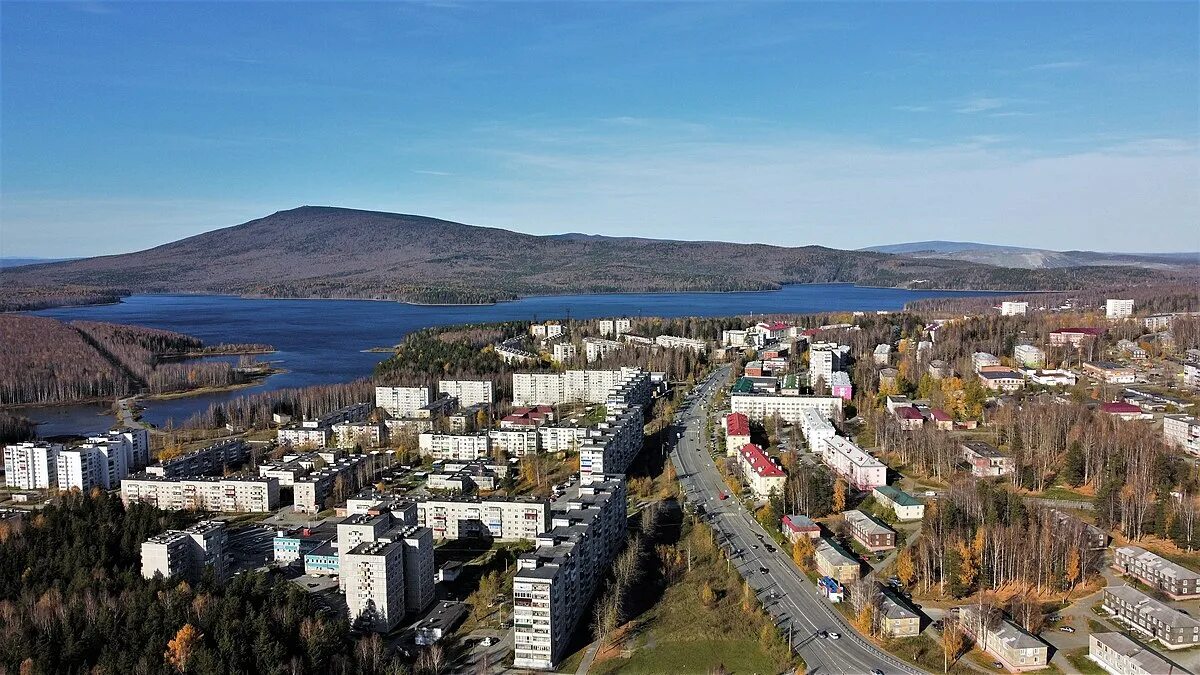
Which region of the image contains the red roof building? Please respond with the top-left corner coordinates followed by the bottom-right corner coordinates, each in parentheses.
top-left (1101, 402), bottom-right (1145, 420)
top-left (725, 413), bottom-right (750, 438)
top-left (738, 443), bottom-right (786, 498)
top-left (1050, 327), bottom-right (1104, 347)
top-left (894, 406), bottom-right (925, 430)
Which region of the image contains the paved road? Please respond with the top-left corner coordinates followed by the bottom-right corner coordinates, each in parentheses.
top-left (670, 365), bottom-right (924, 675)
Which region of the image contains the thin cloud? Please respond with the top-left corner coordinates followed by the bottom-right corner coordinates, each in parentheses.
top-left (412, 169), bottom-right (453, 176)
top-left (1028, 60), bottom-right (1087, 71)
top-left (955, 96), bottom-right (1006, 114)
top-left (893, 105), bottom-right (933, 113)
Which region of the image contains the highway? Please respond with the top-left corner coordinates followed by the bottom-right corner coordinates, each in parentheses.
top-left (669, 365), bottom-right (924, 675)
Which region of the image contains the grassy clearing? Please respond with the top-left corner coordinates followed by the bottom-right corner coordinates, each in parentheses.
top-left (1064, 647), bottom-right (1106, 675)
top-left (885, 636), bottom-right (973, 674)
top-left (586, 513), bottom-right (796, 675)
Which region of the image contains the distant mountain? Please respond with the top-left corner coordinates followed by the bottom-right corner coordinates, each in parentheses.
top-left (862, 241), bottom-right (1199, 270)
top-left (0, 207), bottom-right (1178, 309)
top-left (0, 257), bottom-right (76, 269)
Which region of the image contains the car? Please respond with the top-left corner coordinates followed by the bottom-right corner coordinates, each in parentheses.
top-left (1059, 626), bottom-right (1075, 633)
top-left (752, 544), bottom-right (759, 549)
top-left (992, 662), bottom-right (1003, 670)
top-left (871, 670), bottom-right (885, 675)
top-left (480, 637), bottom-right (496, 647)
top-left (818, 630), bottom-right (828, 639)
top-left (828, 632), bottom-right (840, 640)
top-left (759, 567), bottom-right (770, 574)
top-left (765, 545), bottom-right (776, 553)
top-left (719, 492), bottom-right (728, 500)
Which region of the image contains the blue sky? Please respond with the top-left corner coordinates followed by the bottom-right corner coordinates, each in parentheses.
top-left (2, 2), bottom-right (1197, 257)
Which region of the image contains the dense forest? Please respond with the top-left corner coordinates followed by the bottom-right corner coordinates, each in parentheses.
top-left (0, 285), bottom-right (125, 313)
top-left (0, 493), bottom-right (411, 674)
top-left (906, 282), bottom-right (1200, 316)
top-left (0, 315), bottom-right (274, 406)
top-left (182, 381), bottom-right (375, 431)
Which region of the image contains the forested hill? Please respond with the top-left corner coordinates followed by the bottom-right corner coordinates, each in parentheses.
top-left (0, 206), bottom-right (1173, 308)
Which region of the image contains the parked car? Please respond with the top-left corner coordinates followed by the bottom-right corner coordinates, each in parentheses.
top-left (828, 632), bottom-right (840, 640)
top-left (1059, 626), bottom-right (1075, 633)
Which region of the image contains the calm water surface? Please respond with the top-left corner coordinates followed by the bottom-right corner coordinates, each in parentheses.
top-left (19, 286), bottom-right (1002, 432)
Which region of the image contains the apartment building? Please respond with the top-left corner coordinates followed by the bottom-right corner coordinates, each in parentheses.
top-left (292, 453), bottom-right (385, 514)
top-left (418, 433), bottom-right (490, 461)
top-left (654, 334), bottom-right (707, 353)
top-left (121, 475), bottom-right (280, 512)
top-left (1113, 546), bottom-right (1200, 599)
top-left (1048, 508), bottom-right (1110, 551)
top-left (958, 605), bottom-right (1049, 672)
top-left (972, 352), bottom-right (1002, 372)
top-left (1107, 298), bottom-right (1135, 319)
top-left (829, 371), bottom-right (853, 401)
top-left (873, 485), bottom-right (925, 521)
top-left (578, 404), bottom-right (644, 484)
top-left (1014, 344), bottom-right (1046, 368)
top-left (583, 337), bottom-right (625, 363)
top-left (512, 368), bottom-right (653, 407)
top-left (1088, 632), bottom-right (1178, 675)
top-left (962, 441), bottom-right (1014, 478)
top-left (730, 393), bottom-right (842, 424)
top-left (513, 477), bottom-right (627, 670)
top-left (538, 424), bottom-right (589, 453)
top-left (343, 541), bottom-right (406, 632)
top-left (551, 342), bottom-right (577, 364)
top-left (375, 386), bottom-right (431, 418)
top-left (597, 318), bottom-right (631, 337)
top-left (438, 379), bottom-right (494, 407)
top-left (141, 520), bottom-right (228, 582)
top-left (723, 412), bottom-right (752, 456)
top-left (397, 525), bottom-right (436, 615)
top-left (331, 421), bottom-right (386, 449)
top-left (1118, 339), bottom-right (1148, 360)
top-left (810, 349), bottom-right (835, 387)
top-left (1084, 361), bottom-right (1137, 384)
top-left (488, 429), bottom-right (540, 457)
top-left (722, 329), bottom-right (749, 347)
top-left (879, 591), bottom-right (921, 638)
top-left (873, 343), bottom-right (891, 365)
top-left (1001, 301), bottom-right (1029, 316)
top-left (781, 514), bottom-right (821, 541)
top-left (845, 509), bottom-right (897, 551)
top-left (530, 322), bottom-right (565, 340)
top-left (1050, 327), bottom-right (1104, 348)
top-left (3, 442), bottom-right (62, 489)
top-left (818, 436), bottom-right (886, 490)
top-left (81, 428), bottom-right (150, 471)
top-left (980, 369), bottom-right (1026, 392)
top-left (147, 439), bottom-right (251, 478)
top-left (798, 408), bottom-right (836, 452)
top-left (814, 537), bottom-right (860, 583)
top-left (1102, 585), bottom-right (1200, 649)
top-left (416, 496), bottom-right (551, 541)
top-left (277, 425), bottom-right (329, 449)
top-left (1164, 415), bottom-right (1200, 455)
top-left (57, 442), bottom-right (129, 492)
top-left (737, 443), bottom-right (786, 499)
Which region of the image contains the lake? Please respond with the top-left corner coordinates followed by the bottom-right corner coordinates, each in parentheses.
top-left (17, 285), bottom-right (1002, 433)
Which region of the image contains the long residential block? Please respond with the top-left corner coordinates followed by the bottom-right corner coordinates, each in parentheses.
top-left (1113, 546), bottom-right (1200, 600)
top-left (1102, 584), bottom-right (1200, 649)
top-left (121, 474), bottom-right (280, 512)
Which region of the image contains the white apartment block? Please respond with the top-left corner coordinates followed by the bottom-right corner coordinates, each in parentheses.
top-left (538, 425), bottom-right (590, 453)
top-left (722, 329), bottom-right (749, 347)
top-left (343, 541), bottom-right (406, 632)
top-left (1107, 298), bottom-right (1135, 319)
top-left (277, 426), bottom-right (329, 449)
top-left (730, 394), bottom-right (842, 424)
top-left (597, 318), bottom-right (631, 337)
top-left (809, 349), bottom-right (835, 387)
top-left (799, 407), bottom-right (837, 451)
top-left (438, 379), bottom-right (494, 407)
top-left (3, 442), bottom-right (61, 489)
top-left (292, 453), bottom-right (386, 514)
top-left (873, 344), bottom-right (891, 365)
top-left (57, 442), bottom-right (129, 492)
top-left (141, 520), bottom-right (229, 582)
top-left (331, 421), bottom-right (386, 449)
top-left (972, 352), bottom-right (1002, 372)
top-left (1164, 415), bottom-right (1200, 456)
top-left (1088, 632), bottom-right (1176, 675)
top-left (530, 322), bottom-right (565, 340)
top-left (419, 433), bottom-right (491, 461)
top-left (583, 337), bottom-right (624, 363)
top-left (819, 436), bottom-right (887, 490)
top-left (416, 497), bottom-right (551, 541)
top-left (488, 429), bottom-right (540, 457)
top-left (578, 404), bottom-right (644, 485)
top-left (512, 368), bottom-right (653, 407)
top-left (398, 526), bottom-right (436, 615)
top-left (1001, 301), bottom-right (1029, 316)
top-left (654, 334), bottom-right (707, 353)
top-left (82, 428), bottom-right (149, 471)
top-left (375, 386), bottom-right (431, 418)
top-left (121, 475), bottom-right (280, 513)
top-left (551, 342), bottom-right (577, 364)
top-left (513, 477), bottom-right (627, 670)
top-left (1014, 344), bottom-right (1046, 368)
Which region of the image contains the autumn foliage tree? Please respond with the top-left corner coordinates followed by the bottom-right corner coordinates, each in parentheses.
top-left (165, 624), bottom-right (202, 672)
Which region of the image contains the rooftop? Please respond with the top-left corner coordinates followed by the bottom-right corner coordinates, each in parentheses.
top-left (874, 485), bottom-right (921, 507)
top-left (739, 444), bottom-right (785, 478)
top-left (725, 412), bottom-right (750, 437)
top-left (1105, 584), bottom-right (1200, 630)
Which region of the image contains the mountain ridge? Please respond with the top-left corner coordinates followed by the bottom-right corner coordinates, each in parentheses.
top-left (0, 206), bottom-right (1180, 309)
top-left (862, 240), bottom-right (1199, 269)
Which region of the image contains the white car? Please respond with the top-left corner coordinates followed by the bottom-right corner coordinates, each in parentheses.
top-left (828, 632), bottom-right (840, 640)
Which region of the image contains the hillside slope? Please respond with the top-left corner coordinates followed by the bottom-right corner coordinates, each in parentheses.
top-left (1, 206), bottom-right (1170, 306)
top-left (863, 240), bottom-right (1199, 270)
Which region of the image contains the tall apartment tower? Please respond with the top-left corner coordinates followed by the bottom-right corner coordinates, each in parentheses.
top-left (343, 541), bottom-right (406, 633)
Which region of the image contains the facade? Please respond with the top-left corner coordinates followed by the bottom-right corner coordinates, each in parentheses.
top-left (814, 538), bottom-right (860, 583)
top-left (737, 443), bottom-right (786, 499)
top-left (551, 342), bottom-right (577, 364)
top-left (488, 429), bottom-right (540, 457)
top-left (56, 445), bottom-right (124, 492)
top-left (1000, 301), bottom-right (1029, 316)
top-left (958, 605), bottom-right (1050, 672)
top-left (654, 334), bottom-right (707, 353)
top-left (1107, 299), bottom-right (1135, 319)
top-left (723, 412), bottom-right (752, 456)
top-left (1089, 632), bottom-right (1178, 675)
top-left (879, 591), bottom-right (921, 638)
top-left (781, 514), bottom-right (821, 541)
top-left (873, 343), bottom-right (891, 365)
top-left (512, 368), bottom-right (652, 407)
top-left (343, 541), bottom-right (406, 632)
top-left (416, 496), bottom-right (550, 541)
top-left (438, 379), bottom-right (494, 407)
top-left (1102, 584), bottom-right (1200, 649)
top-left (1084, 361), bottom-right (1137, 384)
top-left (147, 439), bottom-right (251, 478)
top-left (578, 404), bottom-right (644, 484)
top-left (873, 485), bottom-right (925, 521)
top-left (730, 393), bottom-right (842, 424)
top-left (538, 424), bottom-right (589, 453)
top-left (277, 425), bottom-right (330, 449)
top-left (829, 371), bottom-right (853, 401)
top-left (375, 386), bottom-right (431, 418)
top-left (530, 322), bottom-right (565, 340)
top-left (1113, 546), bottom-right (1200, 600)
top-left (799, 408), bottom-right (836, 451)
top-left (844, 509), bottom-right (897, 551)
top-left (980, 369), bottom-right (1026, 392)
top-left (3, 442), bottom-right (62, 489)
top-left (141, 520), bottom-right (228, 582)
top-left (809, 349), bottom-right (835, 387)
top-left (1014, 344), bottom-right (1046, 368)
top-left (972, 352), bottom-right (1002, 372)
top-left (962, 441), bottom-right (1014, 477)
top-left (1118, 339), bottom-right (1148, 360)
top-left (1164, 415), bottom-right (1200, 455)
top-left (291, 453), bottom-right (385, 514)
top-left (818, 436), bottom-right (886, 490)
top-left (583, 337), bottom-right (624, 363)
top-left (331, 421), bottom-right (386, 449)
top-left (121, 475), bottom-right (280, 512)
top-left (418, 433), bottom-right (491, 461)
top-left (1050, 327), bottom-right (1104, 348)
top-left (597, 318), bottom-right (631, 337)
